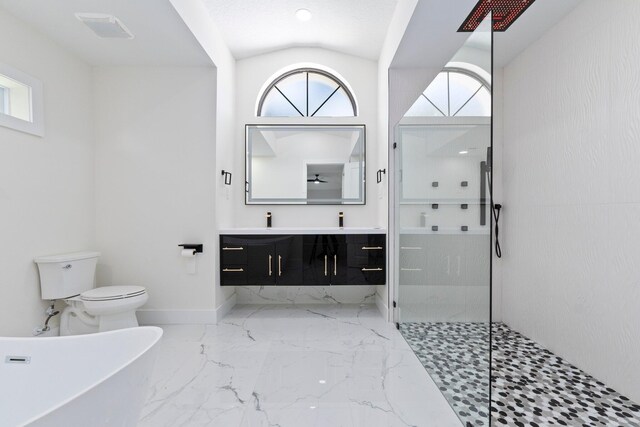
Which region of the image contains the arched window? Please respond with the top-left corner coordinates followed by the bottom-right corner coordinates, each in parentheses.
top-left (405, 68), bottom-right (490, 117)
top-left (257, 68), bottom-right (357, 117)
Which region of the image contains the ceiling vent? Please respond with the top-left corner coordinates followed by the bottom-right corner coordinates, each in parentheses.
top-left (75, 13), bottom-right (134, 39)
top-left (459, 0), bottom-right (537, 32)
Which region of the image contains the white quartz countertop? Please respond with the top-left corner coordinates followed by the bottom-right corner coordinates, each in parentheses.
top-left (219, 227), bottom-right (386, 235)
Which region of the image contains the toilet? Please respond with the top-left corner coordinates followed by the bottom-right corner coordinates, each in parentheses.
top-left (34, 251), bottom-right (148, 336)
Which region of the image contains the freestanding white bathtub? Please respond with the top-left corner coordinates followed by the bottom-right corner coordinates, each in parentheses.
top-left (0, 326), bottom-right (163, 427)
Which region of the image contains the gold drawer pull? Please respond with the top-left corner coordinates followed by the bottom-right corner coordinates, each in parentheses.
top-left (401, 268), bottom-right (422, 271)
top-left (362, 267), bottom-right (383, 272)
top-left (362, 246), bottom-right (383, 250)
top-left (223, 268), bottom-right (244, 272)
top-left (400, 247), bottom-right (422, 250)
top-left (278, 255), bottom-right (282, 277)
top-left (222, 247), bottom-right (244, 251)
top-left (324, 255), bottom-right (328, 276)
top-left (268, 255), bottom-right (273, 276)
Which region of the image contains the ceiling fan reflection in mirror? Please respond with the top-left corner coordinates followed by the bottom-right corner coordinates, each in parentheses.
top-left (307, 174), bottom-right (327, 184)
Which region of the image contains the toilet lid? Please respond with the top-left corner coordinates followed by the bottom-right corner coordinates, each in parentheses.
top-left (81, 286), bottom-right (146, 301)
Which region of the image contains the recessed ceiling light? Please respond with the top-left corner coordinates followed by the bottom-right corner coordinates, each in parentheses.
top-left (459, 150), bottom-right (469, 155)
top-left (296, 8), bottom-right (312, 22)
top-left (318, 379), bottom-right (326, 384)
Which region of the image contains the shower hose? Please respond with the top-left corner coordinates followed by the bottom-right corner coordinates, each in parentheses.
top-left (487, 173), bottom-right (502, 258)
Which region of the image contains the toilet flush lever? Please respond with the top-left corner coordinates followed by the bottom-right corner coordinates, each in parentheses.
top-left (62, 264), bottom-right (72, 269)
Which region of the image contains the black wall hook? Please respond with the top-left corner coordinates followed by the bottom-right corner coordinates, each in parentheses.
top-left (376, 169), bottom-right (386, 183)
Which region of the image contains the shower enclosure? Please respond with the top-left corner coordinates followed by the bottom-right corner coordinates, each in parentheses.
top-left (392, 15), bottom-right (493, 427)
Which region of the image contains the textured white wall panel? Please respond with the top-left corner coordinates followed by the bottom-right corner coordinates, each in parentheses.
top-left (502, 0), bottom-right (640, 402)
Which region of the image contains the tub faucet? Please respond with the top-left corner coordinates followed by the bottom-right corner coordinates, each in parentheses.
top-left (266, 212), bottom-right (272, 228)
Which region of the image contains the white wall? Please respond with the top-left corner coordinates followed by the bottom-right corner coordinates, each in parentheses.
top-left (229, 47), bottom-right (381, 304)
top-left (502, 0), bottom-right (640, 402)
top-left (93, 67), bottom-right (218, 317)
top-left (378, 0), bottom-right (419, 319)
top-left (0, 8), bottom-right (95, 336)
top-left (233, 48), bottom-right (381, 228)
top-left (169, 0), bottom-right (237, 312)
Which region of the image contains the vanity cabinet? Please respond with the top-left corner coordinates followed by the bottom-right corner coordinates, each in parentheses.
top-left (346, 234), bottom-right (386, 285)
top-left (302, 235), bottom-right (348, 285)
top-left (220, 233), bottom-right (385, 286)
top-left (221, 235), bottom-right (302, 286)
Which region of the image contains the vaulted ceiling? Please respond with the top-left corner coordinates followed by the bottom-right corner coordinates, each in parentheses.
top-left (0, 0), bottom-right (583, 68)
top-left (202, 0), bottom-right (398, 60)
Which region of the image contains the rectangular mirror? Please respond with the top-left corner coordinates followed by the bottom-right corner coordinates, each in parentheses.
top-left (398, 119), bottom-right (491, 204)
top-left (246, 125), bottom-right (365, 205)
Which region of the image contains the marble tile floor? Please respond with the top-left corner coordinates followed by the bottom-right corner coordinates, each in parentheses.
top-left (139, 304), bottom-right (463, 427)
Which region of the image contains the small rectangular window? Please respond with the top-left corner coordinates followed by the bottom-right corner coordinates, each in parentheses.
top-left (0, 63), bottom-right (44, 137)
top-left (0, 86), bottom-right (7, 114)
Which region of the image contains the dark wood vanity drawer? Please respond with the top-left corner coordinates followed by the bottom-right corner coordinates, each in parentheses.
top-left (347, 243), bottom-right (385, 267)
top-left (221, 266), bottom-right (247, 285)
top-left (221, 246), bottom-right (247, 265)
top-left (220, 236), bottom-right (248, 265)
top-left (346, 266), bottom-right (385, 285)
top-left (345, 237), bottom-right (385, 285)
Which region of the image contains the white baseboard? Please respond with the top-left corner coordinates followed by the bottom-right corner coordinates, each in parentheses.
top-left (375, 292), bottom-right (389, 321)
top-left (216, 292), bottom-right (237, 323)
top-left (137, 293), bottom-right (237, 325)
top-left (137, 309), bottom-right (216, 325)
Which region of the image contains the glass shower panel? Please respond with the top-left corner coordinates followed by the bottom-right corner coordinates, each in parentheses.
top-left (394, 15), bottom-right (492, 427)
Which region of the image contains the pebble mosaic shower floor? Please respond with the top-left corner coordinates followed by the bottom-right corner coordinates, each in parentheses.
top-left (400, 322), bottom-right (640, 427)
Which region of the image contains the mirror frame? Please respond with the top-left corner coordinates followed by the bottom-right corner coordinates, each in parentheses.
top-left (245, 124), bottom-right (366, 205)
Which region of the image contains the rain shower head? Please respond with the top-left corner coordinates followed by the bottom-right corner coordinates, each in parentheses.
top-left (459, 0), bottom-right (537, 32)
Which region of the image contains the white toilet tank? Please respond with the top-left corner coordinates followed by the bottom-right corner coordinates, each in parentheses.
top-left (34, 252), bottom-right (101, 300)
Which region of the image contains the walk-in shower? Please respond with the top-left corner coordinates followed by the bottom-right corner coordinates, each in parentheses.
top-left (392, 15), bottom-right (493, 427)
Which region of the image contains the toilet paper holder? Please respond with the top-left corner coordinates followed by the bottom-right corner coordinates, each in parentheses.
top-left (178, 244), bottom-right (203, 254)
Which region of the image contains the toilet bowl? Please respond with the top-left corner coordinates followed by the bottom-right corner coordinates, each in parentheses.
top-left (60, 286), bottom-right (148, 335)
top-left (34, 251), bottom-right (150, 336)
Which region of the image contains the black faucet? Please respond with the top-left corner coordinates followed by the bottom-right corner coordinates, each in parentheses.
top-left (339, 212), bottom-right (344, 228)
top-left (266, 212), bottom-right (272, 228)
